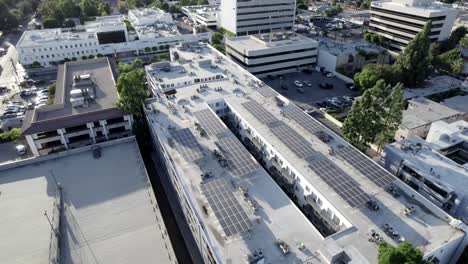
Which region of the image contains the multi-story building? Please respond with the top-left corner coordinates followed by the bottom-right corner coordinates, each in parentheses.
top-left (225, 32), bottom-right (318, 76)
top-left (0, 137), bottom-right (177, 264)
top-left (182, 5), bottom-right (221, 29)
top-left (220, 0), bottom-right (296, 36)
top-left (16, 8), bottom-right (210, 67)
top-left (369, 0), bottom-right (458, 52)
top-left (144, 42), bottom-right (468, 264)
top-left (396, 96), bottom-right (464, 140)
top-left (21, 58), bottom-right (133, 156)
top-left (384, 120), bottom-right (468, 222)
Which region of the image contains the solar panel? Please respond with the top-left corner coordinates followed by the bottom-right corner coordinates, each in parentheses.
top-left (336, 146), bottom-right (395, 188)
top-left (172, 128), bottom-right (204, 161)
top-left (270, 122), bottom-right (317, 159)
top-left (242, 101), bottom-right (278, 125)
top-left (282, 106), bottom-right (323, 134)
top-left (200, 178), bottom-right (253, 237)
top-left (216, 136), bottom-right (260, 177)
top-left (193, 109), bottom-right (228, 138)
top-left (256, 85), bottom-right (277, 98)
top-left (308, 158), bottom-right (371, 208)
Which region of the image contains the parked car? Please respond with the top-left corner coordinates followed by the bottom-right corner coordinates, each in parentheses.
top-left (304, 80), bottom-right (312, 87)
top-left (326, 72), bottom-right (336, 78)
top-left (296, 87), bottom-right (305, 93)
top-left (294, 80), bottom-right (303, 87)
top-left (16, 145), bottom-right (26, 155)
top-left (319, 83), bottom-right (333, 89)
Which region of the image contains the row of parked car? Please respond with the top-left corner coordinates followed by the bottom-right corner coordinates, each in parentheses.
top-left (316, 95), bottom-right (354, 110)
top-left (1, 101), bottom-right (27, 120)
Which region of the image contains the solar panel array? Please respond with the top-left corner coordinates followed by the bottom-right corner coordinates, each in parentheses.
top-left (270, 122), bottom-right (317, 159)
top-left (308, 158), bottom-right (371, 208)
top-left (200, 178), bottom-right (253, 237)
top-left (336, 146), bottom-right (395, 188)
top-left (282, 106), bottom-right (323, 134)
top-left (216, 136), bottom-right (259, 177)
top-left (193, 109), bottom-right (228, 137)
top-left (172, 128), bottom-right (204, 161)
top-left (242, 101), bottom-right (278, 125)
top-left (256, 85), bottom-right (278, 98)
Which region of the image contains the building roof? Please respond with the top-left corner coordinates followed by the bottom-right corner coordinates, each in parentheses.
top-left (403, 75), bottom-right (465, 100)
top-left (0, 138), bottom-right (176, 264)
top-left (371, 0), bottom-right (457, 16)
top-left (385, 126), bottom-right (468, 221)
top-left (144, 43), bottom-right (464, 263)
top-left (226, 32), bottom-right (317, 51)
top-left (22, 58), bottom-right (128, 135)
top-left (426, 120), bottom-right (468, 149)
top-left (400, 97), bottom-right (462, 130)
top-left (441, 95), bottom-right (468, 113)
top-left (317, 36), bottom-right (384, 56)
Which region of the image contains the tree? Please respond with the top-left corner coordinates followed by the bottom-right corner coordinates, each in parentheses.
top-left (0, 128), bottom-right (22, 143)
top-left (211, 32), bottom-right (224, 45)
top-left (152, 46), bottom-right (158, 52)
top-left (63, 19), bottom-right (76, 28)
top-left (394, 22), bottom-right (431, 86)
top-left (354, 64), bottom-right (399, 92)
top-left (213, 44), bottom-right (225, 53)
top-left (80, 0), bottom-right (98, 18)
top-left (370, 34), bottom-right (380, 44)
top-left (375, 83), bottom-right (403, 152)
top-left (297, 2), bottom-right (307, 10)
top-left (60, 0), bottom-right (81, 18)
top-left (433, 48), bottom-right (464, 74)
top-left (98, 2), bottom-right (111, 16)
top-left (378, 242), bottom-right (426, 264)
top-left (43, 18), bottom-right (60, 28)
top-left (0, 1), bottom-right (19, 31)
top-left (116, 69), bottom-right (148, 118)
top-left (364, 32), bottom-right (372, 42)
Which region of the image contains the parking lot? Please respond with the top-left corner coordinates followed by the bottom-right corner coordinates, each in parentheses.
top-left (262, 70), bottom-right (359, 110)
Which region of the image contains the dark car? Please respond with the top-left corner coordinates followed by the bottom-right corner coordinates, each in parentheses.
top-left (319, 83), bottom-right (333, 89)
top-left (281, 84), bottom-right (289, 90)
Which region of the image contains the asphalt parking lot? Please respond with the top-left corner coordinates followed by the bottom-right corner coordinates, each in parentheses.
top-left (262, 70), bottom-right (360, 109)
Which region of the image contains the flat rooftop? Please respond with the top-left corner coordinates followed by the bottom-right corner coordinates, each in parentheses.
top-left (404, 75), bottom-right (466, 100)
top-left (145, 43), bottom-right (464, 263)
top-left (317, 36), bottom-right (383, 56)
top-left (227, 32), bottom-right (317, 51)
top-left (371, 0), bottom-right (457, 14)
top-left (0, 138), bottom-right (176, 264)
top-left (401, 97), bottom-right (462, 130)
top-left (22, 58), bottom-right (127, 135)
top-left (386, 134), bottom-right (468, 221)
top-left (442, 95), bottom-right (468, 113)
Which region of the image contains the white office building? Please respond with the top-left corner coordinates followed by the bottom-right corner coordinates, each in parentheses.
top-left (225, 32), bottom-right (318, 76)
top-left (384, 120), bottom-right (468, 222)
top-left (369, 0), bottom-right (458, 51)
top-left (182, 5), bottom-right (221, 29)
top-left (16, 8), bottom-right (210, 67)
top-left (143, 42), bottom-right (468, 264)
top-left (220, 0), bottom-right (296, 36)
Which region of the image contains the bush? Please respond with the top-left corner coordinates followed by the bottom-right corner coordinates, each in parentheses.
top-left (81, 55), bottom-right (88, 60)
top-left (32, 61), bottom-right (41, 67)
top-left (63, 19), bottom-right (75, 28)
top-left (71, 57), bottom-right (77, 61)
top-left (0, 128), bottom-right (22, 143)
top-left (88, 55), bottom-right (95, 59)
top-left (43, 18), bottom-right (60, 29)
top-left (152, 46), bottom-right (158, 51)
top-left (96, 53), bottom-right (103, 58)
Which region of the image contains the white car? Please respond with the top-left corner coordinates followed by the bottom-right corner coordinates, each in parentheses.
top-left (326, 72), bottom-right (336, 78)
top-left (304, 81), bottom-right (312, 87)
top-left (294, 80), bottom-right (303, 87)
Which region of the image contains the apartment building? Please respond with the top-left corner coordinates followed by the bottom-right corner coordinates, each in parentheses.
top-left (220, 0), bottom-right (296, 36)
top-left (384, 120), bottom-right (468, 222)
top-left (16, 8), bottom-right (210, 67)
top-left (369, 0), bottom-right (458, 51)
top-left (225, 32), bottom-right (318, 76)
top-left (143, 42), bottom-right (468, 264)
top-left (21, 58), bottom-right (133, 156)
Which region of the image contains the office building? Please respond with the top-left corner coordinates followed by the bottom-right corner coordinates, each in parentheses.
top-left (384, 120), bottom-right (468, 222)
top-left (220, 0), bottom-right (296, 36)
top-left (396, 97), bottom-right (465, 140)
top-left (144, 42), bottom-right (468, 264)
top-left (369, 0), bottom-right (458, 51)
top-left (17, 8), bottom-right (210, 67)
top-left (0, 137), bottom-right (177, 264)
top-left (22, 58), bottom-right (133, 156)
top-left (182, 5), bottom-right (221, 29)
top-left (225, 32), bottom-right (318, 76)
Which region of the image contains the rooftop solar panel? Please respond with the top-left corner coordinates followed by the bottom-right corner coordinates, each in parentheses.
top-left (336, 146), bottom-right (395, 188)
top-left (171, 128), bottom-right (204, 161)
top-left (255, 85), bottom-right (278, 98)
top-left (193, 109), bottom-right (228, 138)
top-left (242, 101), bottom-right (279, 125)
top-left (270, 122), bottom-right (317, 159)
top-left (282, 106), bottom-right (323, 134)
top-left (200, 178), bottom-right (253, 237)
top-left (308, 158), bottom-right (371, 208)
top-left (216, 136), bottom-right (260, 177)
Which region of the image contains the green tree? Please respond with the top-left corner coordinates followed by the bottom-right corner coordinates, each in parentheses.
top-left (211, 32), bottom-right (224, 45)
top-left (60, 0), bottom-right (81, 18)
top-left (63, 18), bottom-right (76, 28)
top-left (375, 83), bottom-right (403, 152)
top-left (0, 128), bottom-right (22, 143)
top-left (433, 48), bottom-right (464, 74)
top-left (0, 1), bottom-right (19, 30)
top-left (354, 64), bottom-right (399, 92)
top-left (297, 2), bottom-right (307, 10)
top-left (394, 22), bottom-right (431, 86)
top-left (116, 69), bottom-right (148, 117)
top-left (364, 32), bottom-right (372, 42)
top-left (98, 2), bottom-right (111, 16)
top-left (378, 242), bottom-right (426, 264)
top-left (460, 35), bottom-right (468, 49)
top-left (81, 0), bottom-right (98, 18)
top-left (38, 0), bottom-right (65, 23)
top-left (43, 18), bottom-right (60, 28)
